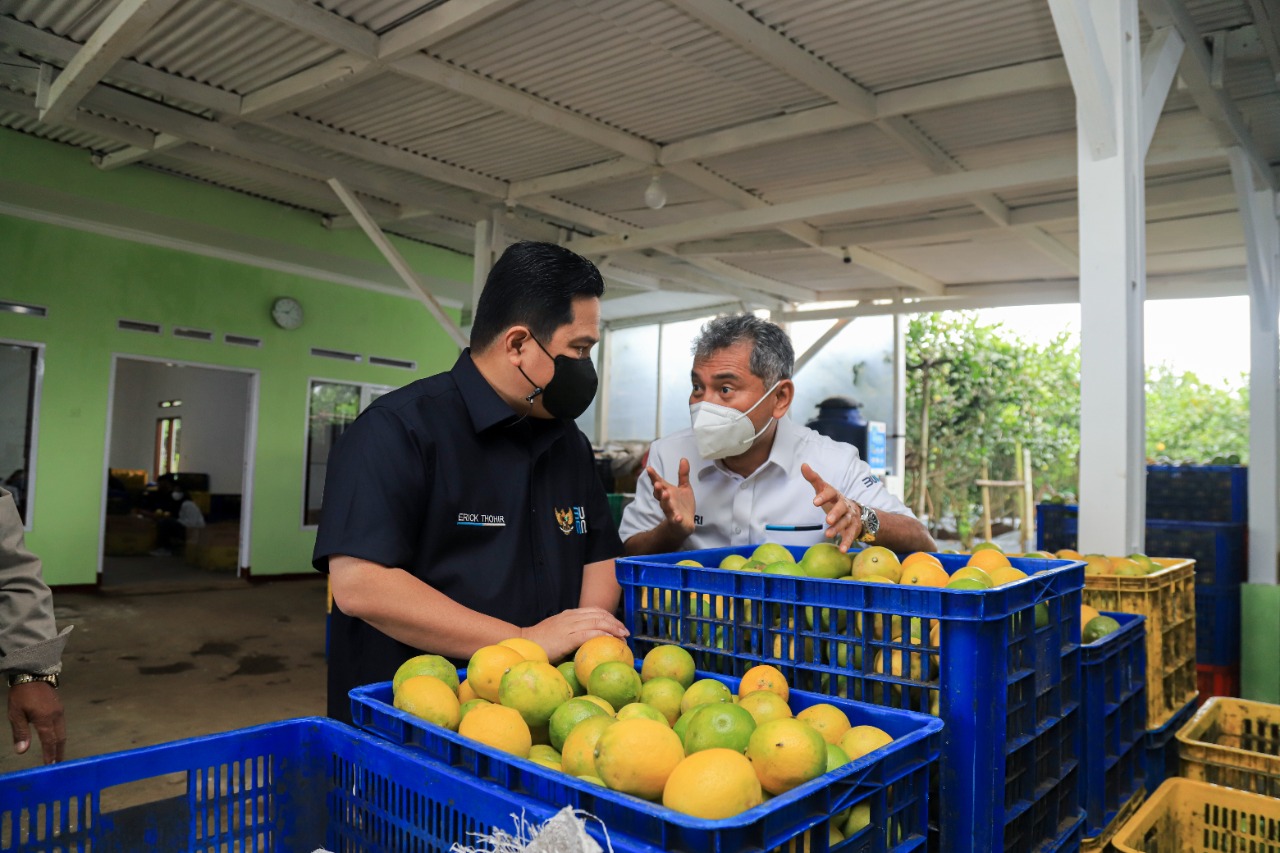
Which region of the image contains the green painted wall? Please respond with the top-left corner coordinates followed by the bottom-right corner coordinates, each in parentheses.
top-left (0, 130), bottom-right (468, 584)
top-left (1241, 584), bottom-right (1280, 702)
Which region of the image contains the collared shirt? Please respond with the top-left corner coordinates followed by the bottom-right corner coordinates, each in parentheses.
top-left (618, 415), bottom-right (915, 553)
top-left (314, 350), bottom-right (621, 722)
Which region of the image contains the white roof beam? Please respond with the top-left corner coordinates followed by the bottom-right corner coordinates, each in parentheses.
top-left (328, 177), bottom-right (468, 349)
top-left (665, 0), bottom-right (875, 119)
top-left (794, 318), bottom-right (854, 373)
top-left (604, 301), bottom-right (748, 331)
top-left (1141, 28), bottom-right (1186, 156)
top-left (507, 158), bottom-right (649, 200)
top-left (0, 17), bottom-right (239, 113)
top-left (238, 54), bottom-right (379, 119)
top-left (0, 86), bottom-right (156, 149)
top-left (377, 0), bottom-right (524, 61)
top-left (229, 0), bottom-right (377, 58)
top-left (39, 0), bottom-right (182, 125)
top-left (1048, 0), bottom-right (1119, 159)
top-left (1140, 0), bottom-right (1278, 190)
top-left (1243, 0), bottom-right (1280, 81)
top-left (675, 233), bottom-right (808, 255)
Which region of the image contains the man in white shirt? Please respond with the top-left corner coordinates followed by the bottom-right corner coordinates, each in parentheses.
top-left (619, 314), bottom-right (935, 556)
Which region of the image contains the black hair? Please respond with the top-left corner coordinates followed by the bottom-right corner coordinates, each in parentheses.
top-left (469, 242), bottom-right (605, 351)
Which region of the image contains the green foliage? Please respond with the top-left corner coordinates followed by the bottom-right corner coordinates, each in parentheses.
top-left (904, 313), bottom-right (1250, 540)
top-left (905, 313), bottom-right (1080, 540)
top-left (1145, 365), bottom-right (1249, 464)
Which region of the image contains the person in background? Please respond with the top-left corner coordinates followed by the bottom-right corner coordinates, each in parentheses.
top-left (151, 487), bottom-right (204, 557)
top-left (620, 313), bottom-right (935, 556)
top-left (315, 241), bottom-right (627, 724)
top-left (0, 485), bottom-right (70, 764)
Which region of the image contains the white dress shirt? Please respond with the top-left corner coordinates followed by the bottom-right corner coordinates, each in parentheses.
top-left (618, 415), bottom-right (915, 552)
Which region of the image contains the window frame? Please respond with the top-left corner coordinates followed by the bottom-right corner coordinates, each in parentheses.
top-left (0, 338), bottom-right (44, 532)
top-left (301, 376), bottom-right (395, 530)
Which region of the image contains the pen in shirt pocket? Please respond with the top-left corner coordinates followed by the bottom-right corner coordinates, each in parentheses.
top-left (764, 524), bottom-right (824, 531)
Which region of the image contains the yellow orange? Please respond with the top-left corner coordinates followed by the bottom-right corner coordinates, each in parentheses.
top-left (746, 718), bottom-right (828, 795)
top-left (498, 660), bottom-right (574, 727)
top-left (839, 725), bottom-right (893, 761)
top-left (901, 552), bottom-right (942, 570)
top-left (950, 566), bottom-right (994, 588)
top-left (1080, 604), bottom-right (1101, 628)
top-left (466, 644), bottom-right (526, 703)
top-left (640, 645), bottom-right (696, 689)
top-left (458, 703), bottom-right (532, 757)
top-left (900, 561), bottom-right (951, 587)
top-left (662, 749), bottom-right (764, 819)
top-left (573, 636), bottom-right (635, 688)
top-left (738, 689), bottom-right (793, 726)
top-left (988, 566), bottom-right (1028, 587)
top-left (393, 654), bottom-right (460, 694)
top-left (965, 550), bottom-right (1012, 572)
top-left (393, 675), bottom-right (461, 731)
top-left (796, 703), bottom-right (852, 745)
top-left (499, 637), bottom-right (550, 663)
top-left (560, 715), bottom-right (615, 777)
top-left (594, 718), bottom-right (685, 800)
top-left (737, 664), bottom-right (789, 702)
top-left (457, 679), bottom-right (479, 704)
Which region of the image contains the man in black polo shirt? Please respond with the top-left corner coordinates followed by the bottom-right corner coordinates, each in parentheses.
top-left (315, 242), bottom-right (628, 723)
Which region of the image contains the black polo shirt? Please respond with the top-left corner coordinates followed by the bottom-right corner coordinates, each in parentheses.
top-left (313, 350), bottom-right (622, 722)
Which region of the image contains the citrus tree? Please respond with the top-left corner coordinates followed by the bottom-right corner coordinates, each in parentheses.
top-left (1145, 366), bottom-right (1249, 463)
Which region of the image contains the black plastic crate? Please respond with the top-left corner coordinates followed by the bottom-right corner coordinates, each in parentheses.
top-left (1146, 465), bottom-right (1246, 523)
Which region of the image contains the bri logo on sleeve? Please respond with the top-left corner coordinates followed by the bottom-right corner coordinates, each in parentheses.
top-left (554, 506), bottom-right (588, 535)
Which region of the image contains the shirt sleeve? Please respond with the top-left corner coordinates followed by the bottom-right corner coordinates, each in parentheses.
top-left (839, 450), bottom-right (916, 519)
top-left (616, 447), bottom-right (665, 542)
top-left (0, 488), bottom-right (71, 675)
top-left (312, 406), bottom-right (431, 572)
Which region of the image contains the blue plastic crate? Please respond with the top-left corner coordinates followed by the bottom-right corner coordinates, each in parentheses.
top-left (1146, 465), bottom-right (1247, 523)
top-left (1143, 696), bottom-right (1198, 791)
top-left (352, 669), bottom-right (942, 853)
top-left (614, 547), bottom-right (1084, 853)
top-left (1194, 586), bottom-right (1241, 666)
top-left (1146, 520), bottom-right (1246, 587)
top-left (1036, 504), bottom-right (1079, 553)
top-left (0, 717), bottom-right (624, 853)
top-left (1078, 612), bottom-right (1147, 838)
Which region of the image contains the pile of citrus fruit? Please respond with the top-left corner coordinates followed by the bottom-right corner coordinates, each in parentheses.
top-left (391, 637), bottom-right (895, 829)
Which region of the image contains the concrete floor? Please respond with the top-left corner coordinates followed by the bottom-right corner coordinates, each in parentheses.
top-left (0, 574), bottom-right (328, 776)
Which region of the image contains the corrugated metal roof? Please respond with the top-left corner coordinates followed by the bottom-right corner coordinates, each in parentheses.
top-left (432, 0), bottom-right (821, 144)
top-left (0, 107), bottom-right (127, 152)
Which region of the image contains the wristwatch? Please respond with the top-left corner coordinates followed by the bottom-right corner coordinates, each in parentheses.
top-left (857, 504), bottom-right (880, 543)
top-left (7, 672), bottom-right (59, 689)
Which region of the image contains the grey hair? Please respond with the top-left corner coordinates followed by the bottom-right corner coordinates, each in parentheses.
top-left (691, 313), bottom-right (794, 385)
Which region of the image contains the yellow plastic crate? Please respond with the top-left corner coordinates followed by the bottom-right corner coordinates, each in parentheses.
top-left (1082, 558), bottom-right (1197, 730)
top-left (1177, 696), bottom-right (1280, 798)
top-left (1082, 786), bottom-right (1145, 853)
top-left (1112, 777), bottom-right (1280, 853)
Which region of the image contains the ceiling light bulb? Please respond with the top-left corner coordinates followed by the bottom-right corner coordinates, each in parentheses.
top-left (644, 174), bottom-right (667, 210)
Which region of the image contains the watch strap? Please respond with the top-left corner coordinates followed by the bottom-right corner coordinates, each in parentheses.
top-left (7, 672), bottom-right (59, 689)
top-left (857, 504), bottom-right (879, 543)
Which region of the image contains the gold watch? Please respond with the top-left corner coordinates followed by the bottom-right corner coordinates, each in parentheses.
top-left (7, 672), bottom-right (59, 689)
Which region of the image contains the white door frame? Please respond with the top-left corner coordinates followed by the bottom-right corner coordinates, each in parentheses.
top-left (0, 337), bottom-right (45, 532)
top-left (99, 353), bottom-right (260, 580)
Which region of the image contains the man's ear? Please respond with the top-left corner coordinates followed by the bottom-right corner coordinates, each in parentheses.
top-left (770, 380), bottom-right (795, 419)
top-left (503, 326), bottom-right (531, 365)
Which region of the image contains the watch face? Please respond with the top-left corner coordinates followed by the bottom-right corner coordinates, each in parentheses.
top-left (272, 297), bottom-right (303, 330)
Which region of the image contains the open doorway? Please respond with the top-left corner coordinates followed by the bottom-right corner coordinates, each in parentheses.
top-left (100, 356), bottom-right (257, 589)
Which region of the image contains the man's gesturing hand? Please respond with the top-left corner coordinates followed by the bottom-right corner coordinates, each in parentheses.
top-left (9, 681), bottom-right (65, 764)
top-left (521, 607), bottom-right (628, 663)
top-left (646, 459), bottom-right (696, 537)
top-left (802, 463), bottom-right (863, 553)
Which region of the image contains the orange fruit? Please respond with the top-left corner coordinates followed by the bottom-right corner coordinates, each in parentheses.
top-left (467, 644), bottom-right (526, 702)
top-left (988, 567), bottom-right (1028, 587)
top-left (680, 678), bottom-right (734, 714)
top-left (949, 566), bottom-right (993, 588)
top-left (498, 637), bottom-right (550, 663)
top-left (683, 702), bottom-right (757, 754)
top-left (499, 660), bottom-right (574, 727)
top-left (901, 552), bottom-right (943, 570)
top-left (851, 546), bottom-right (902, 582)
top-left (663, 749), bottom-right (764, 819)
top-left (579, 694), bottom-right (616, 715)
top-left (557, 661), bottom-right (585, 696)
top-left (616, 702), bottom-right (669, 725)
top-left (746, 718), bottom-right (828, 795)
top-left (457, 679), bottom-right (479, 704)
top-left (459, 698), bottom-right (491, 722)
top-left (839, 725), bottom-right (893, 761)
top-left (560, 715), bottom-right (615, 777)
top-left (966, 550), bottom-right (1011, 572)
top-left (1080, 604), bottom-right (1101, 628)
top-left (589, 660), bottom-right (643, 710)
top-left (738, 689), bottom-right (793, 726)
top-left (796, 703), bottom-right (852, 745)
top-left (900, 561), bottom-right (950, 587)
top-left (1056, 549), bottom-right (1084, 560)
top-left (640, 645), bottom-right (696, 689)
top-left (738, 664), bottom-right (789, 702)
top-left (574, 636), bottom-right (635, 688)
top-left (594, 718), bottom-right (685, 800)
top-left (393, 654), bottom-right (460, 694)
top-left (549, 697), bottom-right (609, 751)
top-left (639, 677), bottom-right (686, 726)
top-left (393, 675), bottom-right (461, 731)
top-left (458, 703), bottom-right (532, 757)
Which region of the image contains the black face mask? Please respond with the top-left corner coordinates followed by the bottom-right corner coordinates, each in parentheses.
top-left (518, 335), bottom-right (598, 420)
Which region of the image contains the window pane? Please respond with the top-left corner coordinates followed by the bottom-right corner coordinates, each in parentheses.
top-left (305, 381), bottom-right (361, 525)
top-left (605, 326), bottom-right (660, 441)
top-left (0, 343), bottom-right (38, 523)
top-left (658, 318), bottom-right (707, 437)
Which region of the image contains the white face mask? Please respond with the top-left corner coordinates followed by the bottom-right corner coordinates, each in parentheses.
top-left (689, 381), bottom-right (780, 460)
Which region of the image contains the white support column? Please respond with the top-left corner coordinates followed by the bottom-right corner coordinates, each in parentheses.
top-left (1229, 147), bottom-right (1280, 585)
top-left (472, 218), bottom-right (493, 321)
top-left (595, 327), bottom-right (612, 444)
top-left (1053, 0), bottom-right (1148, 554)
top-left (892, 310), bottom-right (908, 482)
